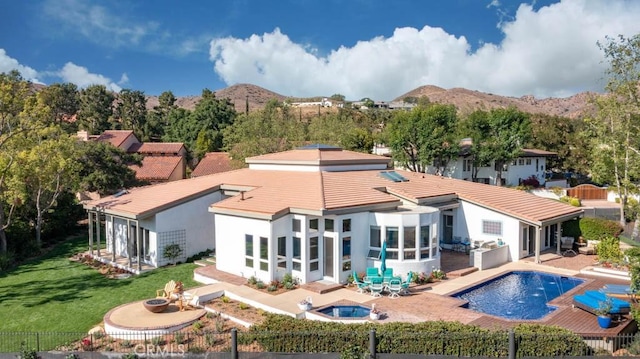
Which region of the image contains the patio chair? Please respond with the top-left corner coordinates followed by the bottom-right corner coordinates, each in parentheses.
top-left (400, 271), bottom-right (413, 295)
top-left (370, 277), bottom-right (384, 297)
top-left (573, 290), bottom-right (630, 319)
top-left (366, 267), bottom-right (380, 278)
top-left (388, 278), bottom-right (402, 299)
top-left (156, 280), bottom-right (178, 300)
top-left (560, 237), bottom-right (576, 256)
top-left (382, 268), bottom-right (394, 284)
top-left (353, 271), bottom-right (369, 293)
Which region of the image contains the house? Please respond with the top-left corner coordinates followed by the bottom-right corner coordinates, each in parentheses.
top-left (83, 145), bottom-right (582, 282)
top-left (93, 130), bottom-right (187, 184)
top-left (424, 139), bottom-right (557, 186)
top-left (191, 152), bottom-right (233, 178)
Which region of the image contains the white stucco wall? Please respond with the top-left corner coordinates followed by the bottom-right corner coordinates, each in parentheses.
top-left (215, 214), bottom-right (272, 282)
top-left (458, 201), bottom-right (522, 261)
top-left (426, 157), bottom-right (548, 186)
top-left (155, 191), bottom-right (221, 260)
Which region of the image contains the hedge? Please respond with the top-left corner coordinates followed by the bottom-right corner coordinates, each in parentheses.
top-left (579, 217), bottom-right (623, 240)
top-left (241, 314), bottom-right (588, 356)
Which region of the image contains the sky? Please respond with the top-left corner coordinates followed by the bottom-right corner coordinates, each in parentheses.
top-left (2, 0), bottom-right (640, 101)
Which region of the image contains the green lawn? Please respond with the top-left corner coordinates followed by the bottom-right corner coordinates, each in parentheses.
top-left (0, 235), bottom-right (199, 333)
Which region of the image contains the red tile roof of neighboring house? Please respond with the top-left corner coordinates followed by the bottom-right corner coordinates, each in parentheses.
top-left (128, 142), bottom-right (186, 154)
top-left (191, 152), bottom-right (233, 177)
top-left (521, 149), bottom-right (557, 157)
top-left (96, 130), bottom-right (137, 149)
top-left (129, 156), bottom-right (183, 181)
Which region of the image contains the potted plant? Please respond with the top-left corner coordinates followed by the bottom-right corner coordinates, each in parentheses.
top-left (595, 299), bottom-right (613, 328)
top-left (298, 296), bottom-right (312, 311)
top-left (370, 304), bottom-right (380, 320)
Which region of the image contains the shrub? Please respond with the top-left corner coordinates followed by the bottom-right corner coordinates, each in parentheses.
top-left (521, 175), bottom-right (540, 188)
top-left (173, 331), bottom-right (185, 344)
top-left (247, 276), bottom-right (258, 286)
top-left (221, 295), bottom-right (231, 303)
top-left (561, 219), bottom-right (581, 239)
top-left (559, 196), bottom-right (581, 207)
top-left (625, 198), bottom-right (640, 222)
top-left (597, 236), bottom-right (624, 265)
top-left (163, 243), bottom-right (183, 265)
top-left (580, 217), bottom-right (623, 240)
top-left (282, 272), bottom-right (295, 286)
top-left (267, 285), bottom-right (277, 292)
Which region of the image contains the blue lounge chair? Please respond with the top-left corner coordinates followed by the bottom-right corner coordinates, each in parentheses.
top-left (600, 284), bottom-right (634, 300)
top-left (388, 278), bottom-right (402, 298)
top-left (573, 290), bottom-right (630, 316)
top-left (400, 271), bottom-right (413, 295)
top-left (370, 277), bottom-right (384, 297)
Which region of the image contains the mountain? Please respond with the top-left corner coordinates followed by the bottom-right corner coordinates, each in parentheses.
top-left (146, 84), bottom-right (286, 112)
top-left (146, 83), bottom-right (598, 119)
top-left (393, 85), bottom-right (597, 119)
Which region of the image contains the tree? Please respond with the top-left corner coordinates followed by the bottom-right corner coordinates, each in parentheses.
top-left (330, 94), bottom-right (346, 102)
top-left (76, 85), bottom-right (115, 135)
top-left (0, 71), bottom-right (32, 254)
top-left (115, 89), bottom-right (148, 140)
top-left (7, 126), bottom-right (81, 247)
top-left (461, 110), bottom-right (492, 182)
top-left (146, 90), bottom-right (177, 140)
top-left (527, 113), bottom-right (586, 173)
top-left (385, 103), bottom-right (459, 173)
top-left (36, 82), bottom-right (79, 131)
top-left (483, 107), bottom-right (531, 186)
top-left (76, 141), bottom-right (143, 196)
top-left (587, 34), bottom-right (640, 228)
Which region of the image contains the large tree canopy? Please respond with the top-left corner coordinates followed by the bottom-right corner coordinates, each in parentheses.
top-left (588, 34), bottom-right (640, 227)
top-left (76, 84), bottom-right (114, 135)
top-left (385, 103), bottom-right (459, 173)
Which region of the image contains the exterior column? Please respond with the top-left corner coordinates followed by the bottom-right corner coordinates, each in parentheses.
top-left (96, 210), bottom-right (101, 257)
top-left (137, 222), bottom-right (142, 271)
top-left (556, 224), bottom-right (562, 255)
top-left (127, 219), bottom-right (132, 268)
top-left (111, 215), bottom-right (116, 261)
top-left (534, 226), bottom-right (541, 264)
top-left (88, 211), bottom-right (94, 255)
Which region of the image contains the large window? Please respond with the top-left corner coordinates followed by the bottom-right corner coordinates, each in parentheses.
top-left (342, 236), bottom-right (351, 271)
top-left (386, 227), bottom-right (399, 259)
top-left (420, 225), bottom-right (431, 259)
top-left (325, 219), bottom-right (334, 232)
top-left (368, 226), bottom-right (381, 258)
top-left (259, 237), bottom-right (268, 271)
top-left (482, 220), bottom-right (503, 235)
top-left (245, 234), bottom-right (254, 268)
top-left (463, 159), bottom-right (472, 172)
top-left (292, 237), bottom-right (301, 271)
top-left (310, 237), bottom-right (319, 271)
top-left (277, 236), bottom-right (287, 269)
top-left (342, 218), bottom-right (351, 232)
top-left (403, 226), bottom-right (416, 260)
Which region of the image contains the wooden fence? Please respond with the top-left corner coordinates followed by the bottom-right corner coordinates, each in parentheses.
top-left (567, 184), bottom-right (607, 200)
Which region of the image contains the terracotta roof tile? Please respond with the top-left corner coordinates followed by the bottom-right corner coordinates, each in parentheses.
top-left (96, 130), bottom-right (137, 149)
top-left (246, 148), bottom-right (391, 166)
top-left (128, 142), bottom-right (185, 154)
top-left (130, 156), bottom-right (183, 181)
top-left (191, 152), bottom-right (233, 177)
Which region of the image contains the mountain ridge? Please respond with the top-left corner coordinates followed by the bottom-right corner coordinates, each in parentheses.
top-left (146, 83), bottom-right (597, 119)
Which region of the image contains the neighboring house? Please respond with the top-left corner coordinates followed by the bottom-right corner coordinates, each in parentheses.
top-left (83, 145), bottom-right (581, 282)
top-left (427, 146), bottom-right (556, 186)
top-left (191, 152), bottom-right (233, 178)
top-left (92, 130), bottom-right (187, 184)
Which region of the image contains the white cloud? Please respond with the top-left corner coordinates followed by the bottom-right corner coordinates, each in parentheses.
top-left (118, 73), bottom-right (130, 86)
top-left (209, 0), bottom-right (640, 100)
top-left (0, 49), bottom-right (41, 83)
top-left (58, 62), bottom-right (122, 92)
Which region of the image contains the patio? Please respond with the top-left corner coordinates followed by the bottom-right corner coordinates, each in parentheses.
top-left (187, 250), bottom-right (636, 337)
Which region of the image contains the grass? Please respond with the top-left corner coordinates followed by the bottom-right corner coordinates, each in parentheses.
top-left (0, 234), bottom-right (199, 334)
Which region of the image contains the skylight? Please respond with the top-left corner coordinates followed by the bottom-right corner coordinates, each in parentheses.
top-left (379, 171), bottom-right (408, 182)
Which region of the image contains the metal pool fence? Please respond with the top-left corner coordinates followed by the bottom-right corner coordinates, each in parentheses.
top-left (0, 329), bottom-right (638, 357)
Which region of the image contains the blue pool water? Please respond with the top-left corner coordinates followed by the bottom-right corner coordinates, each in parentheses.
top-left (317, 305), bottom-right (371, 318)
top-left (452, 271), bottom-right (585, 320)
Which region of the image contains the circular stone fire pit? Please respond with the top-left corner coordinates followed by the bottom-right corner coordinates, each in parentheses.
top-left (143, 298), bottom-right (170, 313)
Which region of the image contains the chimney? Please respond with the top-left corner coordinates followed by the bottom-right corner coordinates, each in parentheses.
top-left (77, 130), bottom-right (89, 141)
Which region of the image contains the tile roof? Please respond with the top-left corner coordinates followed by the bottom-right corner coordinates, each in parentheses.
top-left (96, 130), bottom-right (137, 149)
top-left (191, 152), bottom-right (233, 177)
top-left (521, 149), bottom-right (557, 157)
top-left (86, 166), bottom-right (581, 226)
top-left (129, 156), bottom-right (183, 181)
top-left (128, 142), bottom-right (185, 154)
top-left (246, 148), bottom-right (391, 166)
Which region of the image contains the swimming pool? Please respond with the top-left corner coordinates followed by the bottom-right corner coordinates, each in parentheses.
top-left (317, 305), bottom-right (370, 318)
top-left (451, 271), bottom-right (585, 320)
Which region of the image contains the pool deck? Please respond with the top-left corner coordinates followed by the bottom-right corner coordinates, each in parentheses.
top-left (190, 251), bottom-right (636, 337)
